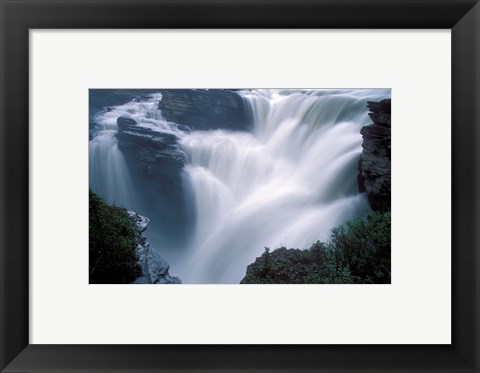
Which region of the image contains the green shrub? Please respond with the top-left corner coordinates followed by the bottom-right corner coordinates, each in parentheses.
top-left (330, 210), bottom-right (391, 283)
top-left (241, 210), bottom-right (391, 284)
top-left (89, 189), bottom-right (141, 284)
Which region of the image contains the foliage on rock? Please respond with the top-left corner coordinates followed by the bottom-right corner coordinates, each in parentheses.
top-left (89, 189), bottom-right (141, 284)
top-left (241, 211), bottom-right (391, 284)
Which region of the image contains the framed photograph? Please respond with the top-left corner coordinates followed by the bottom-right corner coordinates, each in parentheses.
top-left (1, 0), bottom-right (479, 372)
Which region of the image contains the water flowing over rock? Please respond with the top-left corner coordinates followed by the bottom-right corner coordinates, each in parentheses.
top-left (180, 89), bottom-right (390, 283)
top-left (158, 89), bottom-right (248, 131)
top-left (113, 90), bottom-right (248, 203)
top-left (358, 99), bottom-right (391, 212)
top-left (116, 115), bottom-right (186, 190)
top-left (128, 211), bottom-right (181, 284)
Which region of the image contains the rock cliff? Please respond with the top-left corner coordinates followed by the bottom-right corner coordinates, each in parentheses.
top-left (116, 116), bottom-right (186, 191)
top-left (358, 99), bottom-right (391, 212)
top-left (128, 211), bottom-right (181, 284)
top-left (158, 89), bottom-right (247, 130)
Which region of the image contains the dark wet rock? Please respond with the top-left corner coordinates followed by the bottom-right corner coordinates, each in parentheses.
top-left (117, 115), bottom-right (138, 127)
top-left (116, 116), bottom-right (186, 192)
top-left (158, 89), bottom-right (247, 130)
top-left (358, 99), bottom-right (391, 212)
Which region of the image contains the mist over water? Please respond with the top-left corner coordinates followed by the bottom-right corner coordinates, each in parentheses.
top-left (89, 93), bottom-right (167, 208)
top-left (89, 89), bottom-right (390, 284)
top-left (89, 93), bottom-right (188, 249)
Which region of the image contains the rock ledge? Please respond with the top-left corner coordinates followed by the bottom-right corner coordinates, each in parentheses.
top-left (128, 211), bottom-right (181, 284)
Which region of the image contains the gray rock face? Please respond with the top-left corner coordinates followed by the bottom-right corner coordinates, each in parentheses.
top-left (128, 210), bottom-right (181, 284)
top-left (117, 116), bottom-right (186, 189)
top-left (126, 210), bottom-right (150, 232)
top-left (158, 89), bottom-right (248, 131)
top-left (358, 99), bottom-right (391, 212)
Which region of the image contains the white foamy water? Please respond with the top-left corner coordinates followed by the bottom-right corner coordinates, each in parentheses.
top-left (179, 89), bottom-right (389, 283)
top-left (89, 93), bottom-right (185, 207)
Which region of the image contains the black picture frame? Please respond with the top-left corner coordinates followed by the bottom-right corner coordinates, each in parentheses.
top-left (1, 0), bottom-right (479, 372)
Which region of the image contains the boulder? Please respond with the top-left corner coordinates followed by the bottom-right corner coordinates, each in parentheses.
top-left (117, 115), bottom-right (137, 127)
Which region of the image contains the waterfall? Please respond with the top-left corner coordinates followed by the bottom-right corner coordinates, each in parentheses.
top-left (89, 88), bottom-right (390, 284)
top-left (89, 116), bottom-right (137, 208)
top-left (89, 93), bottom-right (183, 209)
top-left (89, 93), bottom-right (188, 267)
top-left (179, 89), bottom-right (390, 283)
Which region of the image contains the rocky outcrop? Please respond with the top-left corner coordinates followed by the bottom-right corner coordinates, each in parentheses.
top-left (113, 90), bottom-right (246, 245)
top-left (241, 247), bottom-right (318, 284)
top-left (116, 90), bottom-right (247, 198)
top-left (241, 210), bottom-right (391, 284)
top-left (89, 89), bottom-right (163, 137)
top-left (116, 114), bottom-right (190, 245)
top-left (158, 89), bottom-right (247, 131)
top-left (117, 116), bottom-right (186, 188)
top-left (128, 211), bottom-right (181, 284)
top-left (358, 99), bottom-right (391, 212)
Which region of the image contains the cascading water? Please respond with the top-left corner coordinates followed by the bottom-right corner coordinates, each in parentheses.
top-left (90, 94), bottom-right (160, 206)
top-left (89, 93), bottom-right (190, 265)
top-left (89, 88), bottom-right (390, 284)
top-left (179, 89), bottom-right (389, 283)
top-left (89, 117), bottom-right (137, 209)
top-left (89, 93), bottom-right (185, 210)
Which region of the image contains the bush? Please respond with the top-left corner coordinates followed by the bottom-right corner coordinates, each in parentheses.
top-left (240, 210), bottom-right (391, 284)
top-left (330, 210), bottom-right (391, 283)
top-left (89, 189), bottom-right (141, 283)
